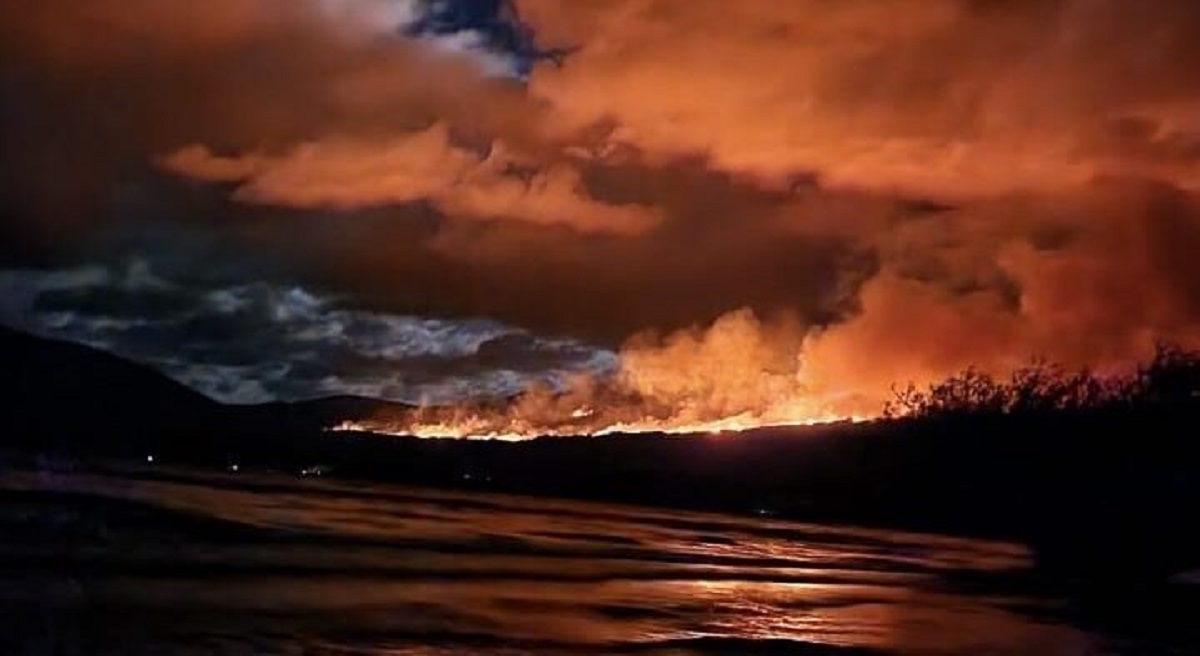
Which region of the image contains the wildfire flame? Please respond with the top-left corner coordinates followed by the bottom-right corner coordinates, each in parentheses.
top-left (331, 309), bottom-right (874, 440)
top-left (331, 412), bottom-right (861, 441)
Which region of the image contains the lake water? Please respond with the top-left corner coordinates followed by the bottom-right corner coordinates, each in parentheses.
top-left (0, 466), bottom-right (1194, 655)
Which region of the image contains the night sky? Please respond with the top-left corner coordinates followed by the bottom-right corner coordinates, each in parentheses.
top-left (2, 0), bottom-right (1199, 422)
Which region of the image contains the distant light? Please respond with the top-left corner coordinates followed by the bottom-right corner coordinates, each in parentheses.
top-left (462, 473), bottom-right (473, 480)
top-left (146, 455), bottom-right (155, 463)
top-left (229, 464), bottom-right (240, 472)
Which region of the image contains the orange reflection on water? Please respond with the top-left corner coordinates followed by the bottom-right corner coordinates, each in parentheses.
top-left (1, 468), bottom-right (1095, 655)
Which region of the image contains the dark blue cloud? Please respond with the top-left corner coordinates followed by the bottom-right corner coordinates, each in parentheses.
top-left (0, 260), bottom-right (614, 404)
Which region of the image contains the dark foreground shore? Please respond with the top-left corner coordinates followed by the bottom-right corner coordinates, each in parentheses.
top-left (8, 408), bottom-right (1200, 582)
top-left (3, 466), bottom-right (1200, 655)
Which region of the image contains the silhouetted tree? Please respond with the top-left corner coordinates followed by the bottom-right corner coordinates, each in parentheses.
top-left (886, 345), bottom-right (1200, 419)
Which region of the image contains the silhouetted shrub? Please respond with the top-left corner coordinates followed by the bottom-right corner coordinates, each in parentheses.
top-left (885, 344), bottom-right (1200, 419)
top-left (1132, 343), bottom-right (1200, 405)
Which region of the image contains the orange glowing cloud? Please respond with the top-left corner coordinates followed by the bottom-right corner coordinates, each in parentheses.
top-left (520, 0), bottom-right (1200, 196)
top-left (163, 125), bottom-right (661, 235)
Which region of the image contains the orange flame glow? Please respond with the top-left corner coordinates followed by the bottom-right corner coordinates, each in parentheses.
top-left (332, 309), bottom-right (874, 440)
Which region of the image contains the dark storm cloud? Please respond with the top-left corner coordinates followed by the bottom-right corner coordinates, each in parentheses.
top-left (0, 260), bottom-right (613, 403)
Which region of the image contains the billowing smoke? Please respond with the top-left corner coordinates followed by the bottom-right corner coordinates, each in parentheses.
top-left (352, 309), bottom-right (854, 439)
top-left (3, 1), bottom-right (1200, 434)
